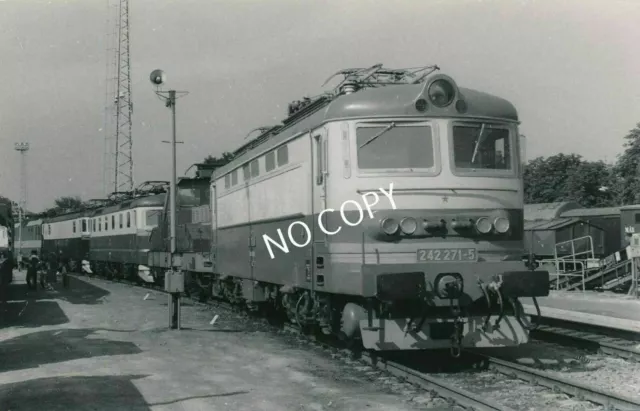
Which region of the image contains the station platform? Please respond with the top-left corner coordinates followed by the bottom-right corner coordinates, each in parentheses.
top-left (0, 271), bottom-right (441, 411)
top-left (521, 291), bottom-right (640, 333)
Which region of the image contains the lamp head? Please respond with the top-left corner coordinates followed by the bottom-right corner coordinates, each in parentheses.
top-left (149, 69), bottom-right (166, 86)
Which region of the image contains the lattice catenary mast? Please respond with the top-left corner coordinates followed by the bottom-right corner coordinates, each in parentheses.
top-left (103, 0), bottom-right (134, 195)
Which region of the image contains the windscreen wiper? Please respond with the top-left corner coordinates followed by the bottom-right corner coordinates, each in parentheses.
top-left (359, 122), bottom-right (396, 149)
top-left (470, 123), bottom-right (487, 164)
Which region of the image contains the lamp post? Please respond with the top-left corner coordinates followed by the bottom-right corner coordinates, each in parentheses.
top-left (150, 70), bottom-right (188, 329)
top-left (14, 142), bottom-right (29, 266)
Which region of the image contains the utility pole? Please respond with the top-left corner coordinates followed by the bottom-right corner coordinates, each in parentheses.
top-left (14, 142), bottom-right (29, 265)
top-left (149, 69), bottom-right (187, 329)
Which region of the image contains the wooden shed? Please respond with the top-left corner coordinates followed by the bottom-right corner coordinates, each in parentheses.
top-left (524, 217), bottom-right (605, 259)
top-left (560, 206), bottom-right (621, 256)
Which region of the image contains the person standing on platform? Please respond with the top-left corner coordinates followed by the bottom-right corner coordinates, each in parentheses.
top-left (26, 250), bottom-right (39, 290)
top-left (57, 250), bottom-right (69, 288)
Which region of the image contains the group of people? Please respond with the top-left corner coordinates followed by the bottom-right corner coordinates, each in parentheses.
top-left (25, 250), bottom-right (69, 291)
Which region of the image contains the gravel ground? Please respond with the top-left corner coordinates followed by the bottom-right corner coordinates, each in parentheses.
top-left (433, 370), bottom-right (602, 411)
top-left (437, 339), bottom-right (640, 410)
top-left (495, 340), bottom-right (640, 400)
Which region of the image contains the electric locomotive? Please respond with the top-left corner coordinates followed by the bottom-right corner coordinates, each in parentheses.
top-left (14, 218), bottom-right (43, 262)
top-left (147, 162), bottom-right (226, 287)
top-left (154, 64), bottom-right (549, 354)
top-left (42, 210), bottom-right (91, 271)
top-left (88, 182), bottom-right (168, 280)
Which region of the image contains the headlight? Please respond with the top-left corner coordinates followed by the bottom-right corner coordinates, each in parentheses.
top-left (475, 217), bottom-right (492, 234)
top-left (399, 217), bottom-right (417, 235)
top-left (427, 79), bottom-right (455, 107)
top-left (381, 218), bottom-right (399, 235)
top-left (494, 217), bottom-right (510, 233)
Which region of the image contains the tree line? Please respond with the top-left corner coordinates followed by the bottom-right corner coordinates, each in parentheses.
top-left (524, 123), bottom-right (640, 207)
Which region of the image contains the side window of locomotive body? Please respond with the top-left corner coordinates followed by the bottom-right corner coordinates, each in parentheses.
top-left (250, 159), bottom-right (260, 178)
top-left (356, 122), bottom-right (436, 173)
top-left (242, 164), bottom-right (250, 181)
top-left (277, 145), bottom-right (289, 166)
top-left (265, 151), bottom-right (276, 172)
top-left (145, 209), bottom-right (161, 228)
top-left (451, 123), bottom-right (513, 174)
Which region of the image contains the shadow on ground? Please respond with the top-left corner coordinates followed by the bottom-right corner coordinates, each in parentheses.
top-left (0, 375), bottom-right (151, 411)
top-left (6, 274), bottom-right (110, 305)
top-left (0, 328), bottom-right (143, 373)
top-left (0, 299), bottom-right (69, 329)
top-left (0, 374), bottom-right (251, 411)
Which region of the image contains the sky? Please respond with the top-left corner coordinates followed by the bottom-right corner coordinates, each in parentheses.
top-left (0, 0), bottom-right (639, 211)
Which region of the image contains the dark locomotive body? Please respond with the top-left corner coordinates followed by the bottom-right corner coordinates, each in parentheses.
top-left (147, 164), bottom-right (220, 286)
top-left (89, 193), bottom-right (165, 280)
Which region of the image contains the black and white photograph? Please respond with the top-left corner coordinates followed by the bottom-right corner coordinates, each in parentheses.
top-left (1, 0), bottom-right (640, 409)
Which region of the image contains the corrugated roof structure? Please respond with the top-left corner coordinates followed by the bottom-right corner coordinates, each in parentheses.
top-left (524, 202), bottom-right (583, 222)
top-left (561, 207), bottom-right (621, 218)
top-left (524, 217), bottom-right (582, 231)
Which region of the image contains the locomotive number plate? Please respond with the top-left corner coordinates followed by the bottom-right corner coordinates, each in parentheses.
top-left (417, 248), bottom-right (477, 263)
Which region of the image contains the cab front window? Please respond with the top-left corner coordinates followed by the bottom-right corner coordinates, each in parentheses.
top-left (356, 122), bottom-right (435, 172)
top-left (451, 123), bottom-right (513, 173)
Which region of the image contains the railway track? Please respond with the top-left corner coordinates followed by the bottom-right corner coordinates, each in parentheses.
top-left (479, 354), bottom-right (640, 411)
top-left (531, 322), bottom-right (640, 362)
top-left (71, 274), bottom-right (640, 410)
